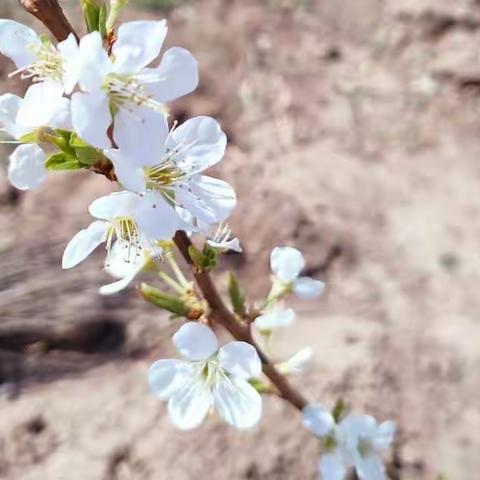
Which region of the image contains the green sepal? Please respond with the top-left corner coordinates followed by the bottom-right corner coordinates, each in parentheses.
top-left (140, 283), bottom-right (191, 317)
top-left (187, 244), bottom-right (218, 270)
top-left (332, 398), bottom-right (347, 423)
top-left (248, 378), bottom-right (272, 394)
top-left (45, 152), bottom-right (83, 171)
top-left (75, 145), bottom-right (103, 166)
top-left (228, 272), bottom-right (246, 317)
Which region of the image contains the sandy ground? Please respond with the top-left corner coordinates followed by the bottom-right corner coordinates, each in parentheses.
top-left (1, 0), bottom-right (480, 478)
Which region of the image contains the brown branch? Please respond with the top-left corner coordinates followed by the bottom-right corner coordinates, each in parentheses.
top-left (18, 0), bottom-right (78, 42)
top-left (173, 231), bottom-right (308, 411)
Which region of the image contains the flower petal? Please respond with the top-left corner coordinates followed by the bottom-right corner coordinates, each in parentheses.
top-left (176, 175), bottom-right (236, 224)
top-left (270, 246), bottom-right (305, 283)
top-left (373, 421), bottom-right (396, 451)
top-left (113, 105), bottom-right (168, 163)
top-left (0, 20), bottom-right (40, 69)
top-left (213, 376), bottom-right (262, 429)
top-left (105, 149), bottom-right (147, 193)
top-left (148, 358), bottom-right (191, 400)
top-left (17, 81), bottom-right (71, 131)
top-left (77, 31), bottom-right (113, 91)
top-left (218, 341), bottom-right (262, 379)
top-left (113, 20), bottom-right (167, 74)
top-left (89, 191), bottom-right (139, 221)
top-left (172, 322), bottom-right (219, 361)
top-left (166, 116), bottom-right (227, 174)
top-left (168, 369), bottom-right (211, 430)
top-left (354, 454), bottom-right (386, 480)
top-left (255, 308), bottom-right (296, 331)
top-left (133, 191), bottom-right (178, 240)
top-left (58, 33), bottom-right (80, 94)
top-left (318, 451), bottom-right (347, 480)
top-left (148, 47), bottom-right (198, 102)
top-left (62, 220), bottom-right (109, 269)
top-left (277, 347), bottom-right (314, 375)
top-left (71, 90), bottom-right (112, 149)
top-left (294, 277), bottom-right (325, 300)
top-left (302, 404), bottom-right (335, 437)
top-left (8, 144), bottom-right (46, 191)
top-left (0, 93), bottom-right (24, 138)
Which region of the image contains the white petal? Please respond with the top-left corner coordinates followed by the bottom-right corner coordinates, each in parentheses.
top-left (17, 81), bottom-right (71, 131)
top-left (354, 454), bottom-right (386, 480)
top-left (71, 90), bottom-right (112, 149)
top-left (148, 47), bottom-right (198, 102)
top-left (207, 237), bottom-right (242, 253)
top-left (58, 33), bottom-right (80, 94)
top-left (113, 105), bottom-right (168, 162)
top-left (278, 347), bottom-right (314, 375)
top-left (213, 376), bottom-right (262, 429)
top-left (218, 341), bottom-right (262, 379)
top-left (77, 31), bottom-right (112, 91)
top-left (62, 221), bottom-right (109, 269)
top-left (0, 20), bottom-right (40, 69)
top-left (294, 277), bottom-right (325, 300)
top-left (270, 246), bottom-right (305, 283)
top-left (176, 175), bottom-right (236, 224)
top-left (302, 404), bottom-right (335, 437)
top-left (373, 421), bottom-right (396, 451)
top-left (255, 308), bottom-right (296, 331)
top-left (166, 116), bottom-right (227, 174)
top-left (172, 322), bottom-right (219, 361)
top-left (8, 144), bottom-right (46, 191)
top-left (168, 371), bottom-right (211, 430)
top-left (105, 149), bottom-right (147, 193)
top-left (99, 274), bottom-right (137, 296)
top-left (133, 191), bottom-right (178, 240)
top-left (148, 358), bottom-right (190, 400)
top-left (88, 191), bottom-right (139, 220)
top-left (113, 20), bottom-right (167, 74)
top-left (340, 414), bottom-right (377, 442)
top-left (318, 452), bottom-right (347, 480)
top-left (0, 93), bottom-right (24, 138)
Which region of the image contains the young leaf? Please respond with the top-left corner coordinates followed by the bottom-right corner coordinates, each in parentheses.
top-left (81, 0), bottom-right (102, 33)
top-left (228, 272), bottom-right (246, 317)
top-left (45, 152), bottom-right (83, 171)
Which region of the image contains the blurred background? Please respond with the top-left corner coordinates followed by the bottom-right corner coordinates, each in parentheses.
top-left (1, 0), bottom-right (480, 479)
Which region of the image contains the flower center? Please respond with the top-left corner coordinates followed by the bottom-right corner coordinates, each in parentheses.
top-left (358, 437), bottom-right (373, 457)
top-left (103, 73), bottom-right (167, 114)
top-left (10, 39), bottom-right (63, 83)
top-left (105, 216), bottom-right (143, 262)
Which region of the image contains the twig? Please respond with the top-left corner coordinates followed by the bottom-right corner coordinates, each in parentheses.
top-left (174, 231), bottom-right (308, 411)
top-left (18, 0), bottom-right (78, 42)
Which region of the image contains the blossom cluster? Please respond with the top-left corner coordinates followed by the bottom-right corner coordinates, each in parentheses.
top-left (0, 5), bottom-right (395, 480)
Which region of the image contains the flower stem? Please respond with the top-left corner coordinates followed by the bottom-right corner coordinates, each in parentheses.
top-left (173, 230), bottom-right (308, 411)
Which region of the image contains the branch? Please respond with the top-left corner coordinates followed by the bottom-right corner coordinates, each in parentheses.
top-left (18, 0), bottom-right (78, 42)
top-left (174, 231), bottom-right (308, 411)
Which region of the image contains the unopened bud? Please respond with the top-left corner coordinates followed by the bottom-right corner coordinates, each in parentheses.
top-left (140, 283), bottom-right (191, 317)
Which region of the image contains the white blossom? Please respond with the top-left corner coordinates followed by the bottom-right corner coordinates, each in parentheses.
top-left (302, 405), bottom-right (396, 480)
top-left (277, 347), bottom-right (314, 375)
top-left (271, 246), bottom-right (325, 300)
top-left (149, 322), bottom-right (262, 430)
top-left (0, 20), bottom-right (79, 93)
top-left (71, 21), bottom-right (198, 149)
top-left (62, 190), bottom-right (177, 270)
top-left (0, 81), bottom-right (71, 190)
top-left (106, 115), bottom-right (236, 225)
top-left (255, 308), bottom-right (296, 331)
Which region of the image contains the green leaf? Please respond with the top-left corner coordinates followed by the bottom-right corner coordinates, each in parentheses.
top-left (75, 146), bottom-right (102, 166)
top-left (228, 272), bottom-right (246, 317)
top-left (188, 245), bottom-right (204, 268)
top-left (45, 152), bottom-right (82, 171)
top-left (332, 398), bottom-right (347, 423)
top-left (140, 283), bottom-right (190, 317)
